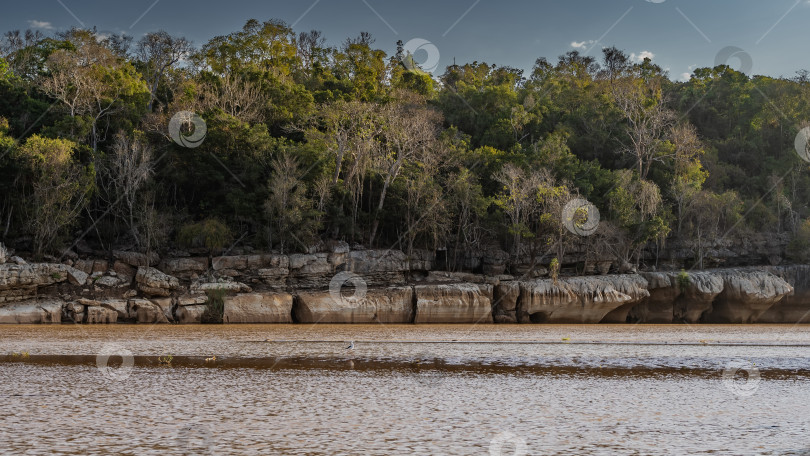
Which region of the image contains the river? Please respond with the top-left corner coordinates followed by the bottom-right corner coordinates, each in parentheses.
top-left (1, 324), bottom-right (808, 455)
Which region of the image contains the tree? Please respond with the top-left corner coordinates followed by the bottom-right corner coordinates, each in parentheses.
top-left (16, 135), bottom-right (93, 256)
top-left (135, 31), bottom-right (192, 111)
top-left (607, 170), bottom-right (669, 267)
top-left (40, 29), bottom-right (148, 150)
top-left (682, 190), bottom-right (743, 268)
top-left (265, 152), bottom-right (321, 253)
top-left (370, 95), bottom-right (442, 245)
top-left (96, 131), bottom-right (155, 250)
top-left (613, 78), bottom-right (676, 179)
top-left (494, 163), bottom-right (540, 260)
top-left (200, 73), bottom-right (266, 123)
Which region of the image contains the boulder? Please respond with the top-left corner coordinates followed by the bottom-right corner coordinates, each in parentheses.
top-left (114, 250), bottom-right (159, 267)
top-left (518, 275), bottom-right (649, 324)
top-left (176, 304), bottom-right (206, 324)
top-left (674, 272), bottom-right (724, 322)
top-left (86, 306), bottom-right (118, 324)
top-left (66, 267), bottom-right (88, 286)
top-left (94, 275), bottom-right (123, 288)
top-left (211, 255), bottom-right (248, 271)
top-left (189, 281), bottom-right (251, 294)
top-left (99, 300), bottom-right (130, 321)
top-left (128, 298), bottom-right (169, 323)
top-left (73, 260), bottom-right (108, 275)
top-left (294, 287), bottom-right (414, 323)
top-left (288, 253), bottom-right (333, 288)
top-left (409, 249), bottom-right (435, 272)
top-left (492, 281), bottom-right (521, 323)
top-left (136, 267), bottom-right (181, 297)
top-left (63, 301), bottom-right (85, 323)
top-left (160, 257), bottom-right (209, 279)
top-left (703, 270), bottom-right (792, 323)
top-left (760, 265), bottom-right (810, 323)
top-left (603, 271), bottom-right (723, 323)
top-left (345, 250), bottom-right (408, 286)
top-left (223, 293), bottom-right (293, 323)
top-left (0, 263), bottom-right (70, 291)
top-left (414, 283), bottom-right (492, 323)
top-left (0, 300), bottom-right (62, 323)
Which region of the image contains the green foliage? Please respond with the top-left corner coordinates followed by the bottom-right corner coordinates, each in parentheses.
top-left (177, 218), bottom-right (233, 254)
top-left (787, 219), bottom-right (810, 263)
top-left (201, 288), bottom-right (226, 324)
top-left (550, 258), bottom-right (560, 284)
top-left (0, 21), bottom-right (806, 267)
top-left (677, 270), bottom-right (690, 290)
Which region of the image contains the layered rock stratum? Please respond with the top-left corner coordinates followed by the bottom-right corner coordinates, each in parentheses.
top-left (0, 247), bottom-right (803, 324)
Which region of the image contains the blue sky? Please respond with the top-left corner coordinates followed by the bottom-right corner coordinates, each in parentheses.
top-left (2, 0), bottom-right (809, 80)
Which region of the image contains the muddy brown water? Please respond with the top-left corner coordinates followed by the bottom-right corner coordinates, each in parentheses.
top-left (1, 324), bottom-right (808, 455)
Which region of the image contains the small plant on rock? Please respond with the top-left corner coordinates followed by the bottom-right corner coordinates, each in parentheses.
top-left (677, 269), bottom-right (690, 290)
top-left (550, 258), bottom-right (560, 285)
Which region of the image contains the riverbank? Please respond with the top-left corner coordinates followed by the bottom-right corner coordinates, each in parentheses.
top-left (0, 247), bottom-right (807, 324)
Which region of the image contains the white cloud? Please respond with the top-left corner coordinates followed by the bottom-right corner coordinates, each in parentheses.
top-left (680, 72), bottom-right (692, 81)
top-left (630, 50), bottom-right (655, 62)
top-left (570, 40), bottom-right (596, 49)
top-left (28, 20), bottom-right (54, 30)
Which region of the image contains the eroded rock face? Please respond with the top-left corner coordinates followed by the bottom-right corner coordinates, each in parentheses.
top-left (414, 283), bottom-right (492, 324)
top-left (0, 263), bottom-right (70, 291)
top-left (189, 281), bottom-right (251, 294)
top-left (703, 270), bottom-right (792, 323)
top-left (0, 243), bottom-right (7, 264)
top-left (519, 275), bottom-right (649, 324)
top-left (223, 293), bottom-right (293, 323)
top-left (288, 253), bottom-right (333, 288)
top-left (603, 271), bottom-right (723, 323)
top-left (760, 265), bottom-right (810, 323)
top-left (114, 250), bottom-right (159, 267)
top-left (160, 257), bottom-right (208, 279)
top-left (176, 304), bottom-right (206, 324)
top-left (86, 306), bottom-right (118, 324)
top-left (135, 267), bottom-right (181, 297)
top-left (492, 281), bottom-right (521, 323)
top-left (343, 250), bottom-right (408, 287)
top-left (294, 287), bottom-right (414, 323)
top-left (128, 298), bottom-right (169, 324)
top-left (0, 300), bottom-right (62, 323)
top-left (675, 272), bottom-right (724, 322)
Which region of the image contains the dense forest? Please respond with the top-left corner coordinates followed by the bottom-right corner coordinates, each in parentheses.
top-left (1, 19), bottom-right (809, 270)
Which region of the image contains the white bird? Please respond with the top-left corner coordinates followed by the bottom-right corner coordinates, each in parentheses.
top-left (346, 341), bottom-right (355, 350)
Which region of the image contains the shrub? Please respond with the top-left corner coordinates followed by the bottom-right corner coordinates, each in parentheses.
top-left (677, 269), bottom-right (690, 290)
top-left (201, 288), bottom-right (226, 324)
top-left (177, 218), bottom-right (233, 256)
top-left (787, 219), bottom-right (810, 263)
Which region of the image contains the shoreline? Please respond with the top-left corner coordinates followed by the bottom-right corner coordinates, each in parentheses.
top-left (1, 249), bottom-right (808, 325)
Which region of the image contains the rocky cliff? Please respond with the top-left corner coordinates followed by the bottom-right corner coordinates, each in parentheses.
top-left (0, 245), bottom-right (805, 324)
